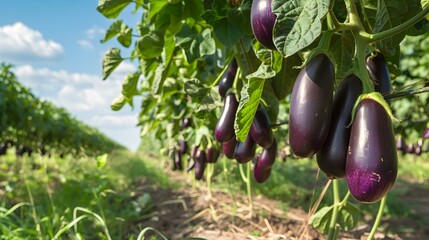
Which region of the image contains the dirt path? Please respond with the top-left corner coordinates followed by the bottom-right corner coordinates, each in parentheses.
top-left (129, 170), bottom-right (429, 240)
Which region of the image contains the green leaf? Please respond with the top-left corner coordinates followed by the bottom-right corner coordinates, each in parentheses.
top-left (111, 94), bottom-right (127, 111)
top-left (122, 72), bottom-right (141, 98)
top-left (329, 31), bottom-right (355, 82)
top-left (96, 153), bottom-right (108, 168)
top-left (137, 31), bottom-right (165, 59)
top-left (102, 48), bottom-right (123, 80)
top-left (199, 29), bottom-right (216, 56)
top-left (270, 53), bottom-right (302, 99)
top-left (261, 80), bottom-right (279, 123)
top-left (101, 20), bottom-right (122, 43)
top-left (118, 24), bottom-right (132, 47)
top-left (184, 79), bottom-right (210, 101)
top-left (234, 78), bottom-right (265, 141)
top-left (309, 206), bottom-right (333, 234)
top-left (148, 0), bottom-right (169, 20)
top-left (97, 0), bottom-right (132, 19)
top-left (337, 202), bottom-right (360, 231)
top-left (247, 62), bottom-right (277, 80)
top-left (151, 34), bottom-right (174, 95)
top-left (272, 0), bottom-right (330, 57)
top-left (212, 17), bottom-right (244, 48)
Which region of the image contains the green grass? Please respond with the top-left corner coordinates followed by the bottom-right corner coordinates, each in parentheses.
top-left (0, 146), bottom-right (175, 239)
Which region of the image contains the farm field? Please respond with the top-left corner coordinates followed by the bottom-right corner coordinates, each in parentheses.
top-left (0, 138), bottom-right (428, 239)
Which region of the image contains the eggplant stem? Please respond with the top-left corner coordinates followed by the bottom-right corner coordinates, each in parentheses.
top-left (367, 196), bottom-right (387, 240)
top-left (327, 179), bottom-right (340, 240)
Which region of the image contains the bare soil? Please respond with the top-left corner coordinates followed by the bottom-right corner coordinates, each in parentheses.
top-left (129, 170), bottom-right (429, 240)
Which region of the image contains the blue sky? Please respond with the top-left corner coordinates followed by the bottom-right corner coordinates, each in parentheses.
top-left (0, 1), bottom-right (144, 151)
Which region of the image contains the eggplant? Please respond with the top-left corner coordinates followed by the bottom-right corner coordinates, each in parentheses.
top-left (222, 137), bottom-right (237, 159)
top-left (415, 146), bottom-right (422, 156)
top-left (215, 93), bottom-right (238, 142)
top-left (206, 147), bottom-right (219, 163)
top-left (346, 98), bottom-right (398, 203)
top-left (406, 143), bottom-right (415, 154)
top-left (194, 149), bottom-right (207, 180)
top-left (250, 106), bottom-right (274, 148)
top-left (253, 139), bottom-right (277, 183)
top-left (179, 140), bottom-right (188, 154)
top-left (317, 75), bottom-right (362, 179)
top-left (181, 118), bottom-right (192, 130)
top-left (396, 136), bottom-right (405, 151)
top-left (289, 54), bottom-right (334, 158)
top-left (250, 0), bottom-right (276, 50)
top-left (235, 134), bottom-right (257, 163)
top-left (175, 150), bottom-right (183, 170)
top-left (423, 128), bottom-right (429, 139)
top-left (186, 161), bottom-right (195, 172)
top-left (218, 59), bottom-right (238, 98)
top-left (366, 53), bottom-right (391, 95)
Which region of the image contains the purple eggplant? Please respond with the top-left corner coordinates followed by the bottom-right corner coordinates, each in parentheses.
top-left (222, 137), bottom-right (237, 159)
top-left (186, 161), bottom-right (195, 172)
top-left (206, 147), bottom-right (220, 163)
top-left (179, 140), bottom-right (188, 154)
top-left (423, 128), bottom-right (429, 139)
top-left (215, 93), bottom-right (238, 142)
top-left (175, 151), bottom-right (183, 170)
top-left (253, 139), bottom-right (277, 183)
top-left (235, 134), bottom-right (257, 163)
top-left (406, 143), bottom-right (415, 154)
top-left (415, 146), bottom-right (422, 156)
top-left (250, 106), bottom-right (274, 148)
top-left (289, 54), bottom-right (334, 158)
top-left (366, 53), bottom-right (391, 95)
top-left (346, 98), bottom-right (398, 203)
top-left (194, 149), bottom-right (207, 180)
top-left (317, 75), bottom-right (362, 179)
top-left (250, 0), bottom-right (276, 50)
top-left (218, 59), bottom-right (238, 98)
top-left (181, 118), bottom-right (192, 130)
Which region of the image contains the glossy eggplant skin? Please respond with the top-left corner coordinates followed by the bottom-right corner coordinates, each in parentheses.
top-left (235, 134), bottom-right (257, 163)
top-left (250, 0), bottom-right (276, 50)
top-left (253, 139), bottom-right (277, 183)
top-left (206, 147), bottom-right (219, 163)
top-left (218, 59), bottom-right (238, 98)
top-left (317, 75), bottom-right (362, 179)
top-left (366, 53), bottom-right (391, 95)
top-left (250, 106), bottom-right (274, 148)
top-left (215, 93), bottom-right (238, 142)
top-left (194, 149), bottom-right (207, 180)
top-left (346, 98), bottom-right (398, 203)
top-left (222, 137), bottom-right (237, 159)
top-left (289, 54), bottom-right (334, 158)
top-left (175, 151), bottom-right (183, 170)
top-left (179, 140), bottom-right (188, 154)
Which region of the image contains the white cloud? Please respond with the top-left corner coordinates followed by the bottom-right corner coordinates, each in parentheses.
top-left (12, 63), bottom-right (141, 150)
top-left (85, 26), bottom-right (105, 40)
top-left (0, 22), bottom-right (63, 61)
top-left (77, 40), bottom-right (94, 50)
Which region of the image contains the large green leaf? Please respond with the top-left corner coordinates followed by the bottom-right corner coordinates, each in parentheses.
top-left (151, 35), bottom-right (175, 95)
top-left (102, 48), bottom-right (123, 80)
top-left (234, 78), bottom-right (265, 141)
top-left (101, 20), bottom-right (122, 43)
top-left (97, 0), bottom-right (132, 19)
top-left (337, 202), bottom-right (360, 231)
top-left (329, 31), bottom-right (355, 83)
top-left (122, 72), bottom-right (141, 98)
top-left (212, 17), bottom-right (244, 48)
top-left (309, 206), bottom-right (333, 234)
top-left (118, 24), bottom-right (132, 47)
top-left (272, 0), bottom-right (330, 57)
top-left (137, 31), bottom-right (165, 59)
top-left (270, 53), bottom-right (302, 99)
top-left (111, 94), bottom-right (127, 111)
top-left (148, 0), bottom-right (169, 21)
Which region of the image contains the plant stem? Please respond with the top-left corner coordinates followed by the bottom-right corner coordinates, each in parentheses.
top-left (327, 179), bottom-right (340, 240)
top-left (368, 196), bottom-right (387, 240)
top-left (270, 120), bottom-right (289, 128)
top-left (210, 57), bottom-right (233, 88)
top-left (369, 7), bottom-right (429, 43)
top-left (223, 157), bottom-right (237, 213)
top-left (385, 86), bottom-right (429, 100)
top-left (207, 163), bottom-right (213, 199)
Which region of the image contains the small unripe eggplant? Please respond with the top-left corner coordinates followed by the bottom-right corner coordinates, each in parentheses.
top-left (346, 98), bottom-right (398, 203)
top-left (222, 137), bottom-right (237, 159)
top-left (423, 128), bottom-right (429, 139)
top-left (175, 151), bottom-right (183, 170)
top-left (289, 54), bottom-right (334, 158)
top-left (218, 59), bottom-right (238, 98)
top-left (366, 53), bottom-right (391, 95)
top-left (194, 149), bottom-right (207, 180)
top-left (235, 134), bottom-right (257, 163)
top-left (179, 140), bottom-right (188, 154)
top-left (253, 139), bottom-right (277, 183)
top-left (250, 0), bottom-right (276, 50)
top-left (215, 93), bottom-right (238, 142)
top-left (181, 118), bottom-right (192, 130)
top-left (250, 106), bottom-right (274, 148)
top-left (317, 75), bottom-right (362, 179)
top-left (206, 147), bottom-right (220, 163)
